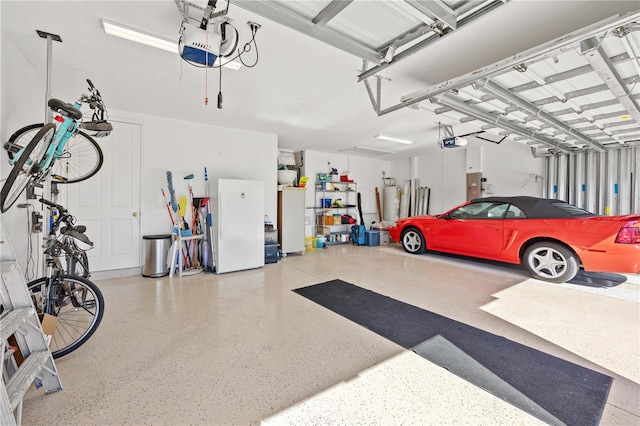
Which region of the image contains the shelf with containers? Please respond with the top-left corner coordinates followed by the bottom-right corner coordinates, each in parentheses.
top-left (314, 177), bottom-right (357, 245)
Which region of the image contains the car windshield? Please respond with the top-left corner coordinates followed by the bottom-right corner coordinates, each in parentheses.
top-left (449, 202), bottom-right (511, 219)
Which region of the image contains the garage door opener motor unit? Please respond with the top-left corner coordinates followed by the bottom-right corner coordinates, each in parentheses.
top-left (177, 0), bottom-right (261, 108)
top-left (178, 0), bottom-right (260, 67)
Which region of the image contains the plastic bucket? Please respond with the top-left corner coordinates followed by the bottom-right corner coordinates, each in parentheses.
top-left (316, 236), bottom-right (327, 248)
top-left (305, 236), bottom-right (316, 251)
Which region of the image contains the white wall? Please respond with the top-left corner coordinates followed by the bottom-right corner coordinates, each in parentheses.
top-left (390, 140), bottom-right (545, 215)
top-left (105, 109), bottom-right (278, 237)
top-left (481, 139), bottom-right (545, 197)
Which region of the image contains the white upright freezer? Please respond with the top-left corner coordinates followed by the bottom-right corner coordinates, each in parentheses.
top-left (214, 179), bottom-right (265, 274)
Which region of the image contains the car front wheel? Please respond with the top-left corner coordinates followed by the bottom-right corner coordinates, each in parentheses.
top-left (523, 241), bottom-right (579, 283)
top-left (401, 227), bottom-right (425, 254)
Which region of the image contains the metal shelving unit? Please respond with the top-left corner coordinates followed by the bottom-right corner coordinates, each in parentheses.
top-left (314, 180), bottom-right (357, 244)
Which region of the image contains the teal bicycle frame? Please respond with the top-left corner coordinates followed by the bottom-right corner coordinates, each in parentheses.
top-left (9, 103), bottom-right (80, 172)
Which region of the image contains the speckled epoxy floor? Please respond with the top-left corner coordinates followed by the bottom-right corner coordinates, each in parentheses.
top-left (22, 244), bottom-right (640, 425)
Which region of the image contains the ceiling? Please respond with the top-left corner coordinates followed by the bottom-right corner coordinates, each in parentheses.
top-left (1, 1), bottom-right (639, 160)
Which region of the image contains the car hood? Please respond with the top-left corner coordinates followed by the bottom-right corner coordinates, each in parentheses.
top-left (396, 215), bottom-right (437, 225)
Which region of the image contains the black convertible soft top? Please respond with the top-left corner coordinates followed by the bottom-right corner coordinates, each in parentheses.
top-left (469, 196), bottom-right (596, 218)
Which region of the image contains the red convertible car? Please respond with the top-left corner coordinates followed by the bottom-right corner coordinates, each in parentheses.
top-left (388, 196), bottom-right (640, 283)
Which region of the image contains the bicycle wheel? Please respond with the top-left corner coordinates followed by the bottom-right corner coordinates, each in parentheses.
top-left (6, 123), bottom-right (104, 184)
top-left (53, 130), bottom-right (103, 184)
top-left (27, 274), bottom-right (104, 358)
top-left (1, 124), bottom-right (55, 213)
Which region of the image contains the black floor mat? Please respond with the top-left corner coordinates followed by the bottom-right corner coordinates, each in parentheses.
top-left (293, 279), bottom-right (612, 426)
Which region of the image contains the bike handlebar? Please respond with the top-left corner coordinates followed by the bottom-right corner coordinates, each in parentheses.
top-left (39, 199), bottom-right (78, 232)
top-left (39, 198), bottom-right (68, 214)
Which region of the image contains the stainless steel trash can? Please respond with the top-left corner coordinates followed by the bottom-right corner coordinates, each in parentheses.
top-left (142, 234), bottom-right (172, 277)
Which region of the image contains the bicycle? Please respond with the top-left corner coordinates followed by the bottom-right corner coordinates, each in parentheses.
top-left (26, 198), bottom-right (104, 358)
top-left (53, 210), bottom-right (93, 279)
top-left (1, 79), bottom-right (112, 213)
top-left (57, 221), bottom-right (92, 279)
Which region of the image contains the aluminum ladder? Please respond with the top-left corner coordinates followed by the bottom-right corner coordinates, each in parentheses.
top-left (1, 217), bottom-right (62, 424)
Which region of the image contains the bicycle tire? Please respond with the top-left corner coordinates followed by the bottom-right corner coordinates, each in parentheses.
top-left (6, 123), bottom-right (104, 184)
top-left (27, 274), bottom-right (104, 358)
top-left (1, 124), bottom-right (56, 213)
top-left (67, 250), bottom-right (91, 278)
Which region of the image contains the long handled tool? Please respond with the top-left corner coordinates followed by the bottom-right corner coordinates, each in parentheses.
top-left (166, 171), bottom-right (189, 271)
top-left (204, 167), bottom-right (216, 272)
top-left (184, 173), bottom-right (196, 231)
top-left (375, 187), bottom-right (383, 222)
top-left (166, 171), bottom-right (178, 214)
top-left (161, 188), bottom-right (175, 226)
top-left (178, 195), bottom-right (194, 268)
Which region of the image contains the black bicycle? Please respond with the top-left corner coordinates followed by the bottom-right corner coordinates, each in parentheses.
top-left (27, 198), bottom-right (104, 358)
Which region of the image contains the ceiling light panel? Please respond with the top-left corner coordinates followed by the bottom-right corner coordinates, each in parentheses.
top-left (102, 19), bottom-right (177, 53)
top-left (341, 146), bottom-right (395, 156)
top-left (374, 134), bottom-right (414, 144)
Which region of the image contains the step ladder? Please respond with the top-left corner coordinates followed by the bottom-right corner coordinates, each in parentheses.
top-left (1, 219), bottom-right (62, 424)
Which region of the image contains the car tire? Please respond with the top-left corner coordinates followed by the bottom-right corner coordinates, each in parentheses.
top-left (401, 227), bottom-right (425, 254)
top-left (523, 241), bottom-right (579, 284)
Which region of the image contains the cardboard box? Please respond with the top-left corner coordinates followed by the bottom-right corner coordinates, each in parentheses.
top-left (39, 313), bottom-right (58, 346)
top-left (8, 313), bottom-right (58, 366)
top-left (316, 215), bottom-right (334, 225)
top-left (316, 226), bottom-right (331, 237)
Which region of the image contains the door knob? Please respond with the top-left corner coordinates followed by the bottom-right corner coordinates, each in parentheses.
top-left (133, 212), bottom-right (139, 217)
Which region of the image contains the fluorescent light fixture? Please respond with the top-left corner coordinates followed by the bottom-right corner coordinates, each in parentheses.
top-left (374, 134), bottom-right (414, 144)
top-left (101, 19), bottom-right (241, 70)
top-left (341, 146), bottom-right (395, 156)
top-left (102, 19), bottom-right (177, 53)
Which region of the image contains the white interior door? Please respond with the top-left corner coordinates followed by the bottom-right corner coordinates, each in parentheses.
top-left (62, 120), bottom-right (142, 271)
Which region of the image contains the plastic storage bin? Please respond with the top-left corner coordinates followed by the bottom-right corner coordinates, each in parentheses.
top-left (379, 229), bottom-right (390, 245)
top-left (365, 230), bottom-right (380, 246)
top-left (142, 234), bottom-right (172, 277)
top-left (265, 244), bottom-right (278, 264)
top-left (320, 198), bottom-right (332, 208)
top-left (265, 229), bottom-right (278, 245)
top-left (305, 236), bottom-right (317, 251)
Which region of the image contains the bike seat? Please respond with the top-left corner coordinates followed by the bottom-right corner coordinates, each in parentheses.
top-left (61, 225), bottom-right (86, 234)
top-left (48, 98), bottom-right (82, 120)
top-left (65, 229), bottom-right (94, 247)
